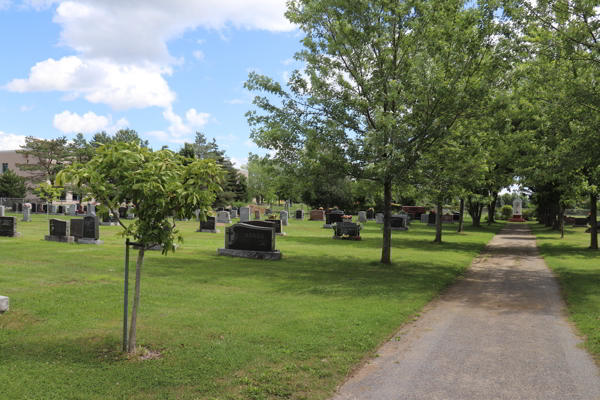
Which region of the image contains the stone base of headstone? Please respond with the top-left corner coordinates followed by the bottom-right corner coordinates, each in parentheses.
top-left (428, 223), bottom-right (436, 226)
top-left (217, 248), bottom-right (282, 260)
top-left (99, 222), bottom-right (119, 226)
top-left (217, 220), bottom-right (232, 225)
top-left (196, 229), bottom-right (220, 233)
top-left (0, 232), bottom-right (21, 237)
top-left (75, 238), bottom-right (104, 245)
top-left (21, 218), bottom-right (31, 222)
top-left (0, 295), bottom-right (9, 312)
top-left (323, 224), bottom-right (333, 229)
top-left (44, 235), bottom-right (75, 243)
top-left (389, 227), bottom-right (409, 231)
top-left (332, 235), bottom-right (362, 241)
top-left (276, 232), bottom-right (287, 236)
top-left (296, 217), bottom-right (304, 220)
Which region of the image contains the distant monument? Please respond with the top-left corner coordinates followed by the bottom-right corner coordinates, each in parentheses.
top-left (508, 198), bottom-right (526, 222)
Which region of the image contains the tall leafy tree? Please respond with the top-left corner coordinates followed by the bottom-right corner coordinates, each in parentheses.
top-left (16, 136), bottom-right (69, 185)
top-left (56, 143), bottom-right (224, 353)
top-left (246, 0), bottom-right (506, 263)
top-left (91, 129), bottom-right (149, 148)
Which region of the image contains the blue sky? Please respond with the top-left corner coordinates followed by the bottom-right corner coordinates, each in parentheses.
top-left (0, 0), bottom-right (304, 168)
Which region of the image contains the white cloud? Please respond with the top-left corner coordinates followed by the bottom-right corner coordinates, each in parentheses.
top-left (224, 99), bottom-right (246, 105)
top-left (197, 39), bottom-right (206, 44)
top-left (0, 131), bottom-right (27, 150)
top-left (245, 139), bottom-right (257, 148)
top-left (230, 156), bottom-right (248, 169)
top-left (193, 50), bottom-right (204, 61)
top-left (5, 56), bottom-right (176, 111)
top-left (52, 110), bottom-right (129, 134)
top-left (185, 108), bottom-right (210, 127)
top-left (281, 71), bottom-right (290, 83)
top-left (20, 105), bottom-right (35, 112)
top-left (0, 0), bottom-right (11, 10)
top-left (281, 58), bottom-right (295, 66)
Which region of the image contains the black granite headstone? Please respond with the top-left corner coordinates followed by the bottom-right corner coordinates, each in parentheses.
top-left (326, 209), bottom-right (345, 225)
top-left (453, 213), bottom-right (460, 221)
top-left (0, 217), bottom-right (17, 237)
top-left (366, 210), bottom-right (374, 219)
top-left (70, 219), bottom-right (84, 238)
top-left (296, 210), bottom-right (304, 219)
top-left (12, 204), bottom-right (17, 212)
top-left (391, 215), bottom-right (405, 228)
top-left (217, 207), bottom-right (224, 212)
top-left (50, 219), bottom-right (69, 236)
top-left (428, 213), bottom-right (437, 224)
top-left (200, 216), bottom-right (216, 230)
top-left (57, 205), bottom-right (64, 214)
top-left (333, 221), bottom-right (361, 237)
top-left (18, 203), bottom-right (23, 212)
top-left (244, 219), bottom-right (281, 234)
top-left (119, 207), bottom-right (127, 219)
top-left (83, 215), bottom-right (99, 240)
top-left (225, 223), bottom-right (275, 251)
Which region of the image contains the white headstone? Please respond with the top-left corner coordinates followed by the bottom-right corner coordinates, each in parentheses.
top-left (358, 211), bottom-right (367, 222)
top-left (375, 213), bottom-right (384, 224)
top-left (280, 210), bottom-right (288, 226)
top-left (513, 198), bottom-right (522, 215)
top-left (50, 205), bottom-right (57, 214)
top-left (69, 204), bottom-right (77, 216)
top-left (0, 295), bottom-right (9, 312)
top-left (88, 204), bottom-right (96, 214)
top-left (22, 205), bottom-right (32, 222)
top-left (0, 206), bottom-right (4, 217)
top-left (230, 209), bottom-right (238, 219)
top-left (239, 207), bottom-right (250, 222)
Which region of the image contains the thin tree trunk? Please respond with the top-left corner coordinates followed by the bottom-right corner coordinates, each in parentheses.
top-left (381, 179), bottom-right (392, 264)
top-left (487, 192), bottom-right (498, 225)
top-left (458, 198), bottom-right (465, 233)
top-left (128, 247), bottom-right (145, 353)
top-left (434, 202), bottom-right (443, 243)
top-left (560, 204), bottom-right (565, 239)
top-left (590, 192), bottom-right (598, 250)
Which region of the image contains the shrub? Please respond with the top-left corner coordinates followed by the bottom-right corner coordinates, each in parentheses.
top-left (501, 205), bottom-right (513, 220)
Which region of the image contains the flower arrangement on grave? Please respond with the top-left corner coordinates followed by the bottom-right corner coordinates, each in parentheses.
top-left (319, 207), bottom-right (324, 210)
top-left (23, 203), bottom-right (32, 209)
top-left (368, 207), bottom-right (374, 211)
top-left (268, 214), bottom-right (278, 220)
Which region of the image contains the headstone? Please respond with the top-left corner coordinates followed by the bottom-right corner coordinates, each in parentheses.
top-left (76, 204), bottom-right (83, 214)
top-left (197, 216), bottom-right (220, 233)
top-left (573, 218), bottom-right (588, 227)
top-left (309, 210), bottom-right (325, 221)
top-left (279, 210), bottom-right (288, 226)
top-left (119, 207), bottom-right (127, 219)
top-left (57, 205), bottom-right (64, 214)
top-left (442, 214), bottom-right (454, 223)
top-left (21, 205), bottom-right (32, 222)
top-left (375, 213), bottom-right (384, 224)
top-left (218, 222), bottom-right (281, 260)
top-left (230, 209), bottom-right (238, 219)
top-left (332, 221), bottom-right (361, 239)
top-left (217, 211), bottom-right (232, 224)
top-left (265, 208), bottom-right (272, 215)
top-left (295, 209), bottom-right (304, 220)
top-left (0, 206), bottom-right (4, 217)
top-left (245, 219), bottom-right (285, 235)
top-left (69, 204), bottom-right (77, 216)
top-left (428, 213), bottom-right (437, 226)
top-left (217, 207), bottom-right (225, 212)
top-left (0, 217), bottom-right (20, 237)
top-left (50, 205), bottom-right (57, 215)
top-left (421, 214), bottom-right (429, 223)
top-left (0, 295), bottom-right (8, 312)
top-left (254, 210), bottom-right (261, 220)
top-left (88, 204), bottom-right (96, 214)
top-left (453, 212), bottom-right (460, 221)
top-left (127, 206), bottom-right (134, 219)
top-left (239, 207), bottom-right (250, 222)
top-left (31, 203), bottom-right (37, 213)
top-left (18, 203), bottom-right (22, 212)
top-left (83, 215), bottom-right (100, 240)
top-left (358, 211), bottom-right (367, 222)
top-left (45, 219), bottom-right (74, 243)
top-left (232, 207), bottom-right (238, 211)
top-left (12, 204), bottom-right (17, 212)
top-left (70, 219), bottom-right (84, 238)
top-left (325, 209), bottom-right (345, 225)
top-left (390, 215), bottom-right (407, 230)
top-left (366, 210), bottom-right (374, 220)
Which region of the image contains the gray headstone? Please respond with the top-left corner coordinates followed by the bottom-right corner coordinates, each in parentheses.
top-left (200, 216), bottom-right (216, 231)
top-left (239, 207), bottom-right (250, 222)
top-left (88, 204), bottom-right (96, 214)
top-left (279, 210), bottom-right (288, 226)
top-left (0, 295), bottom-right (8, 312)
top-left (230, 209), bottom-right (238, 219)
top-left (69, 204), bottom-right (77, 216)
top-left (358, 211), bottom-right (367, 222)
top-left (70, 219), bottom-right (84, 238)
top-left (254, 210), bottom-right (261, 220)
top-left (217, 211), bottom-right (231, 224)
top-left (421, 214), bottom-right (429, 223)
top-left (49, 219), bottom-right (69, 236)
top-left (0, 206), bottom-right (4, 217)
top-left (50, 205), bottom-right (57, 214)
top-left (375, 213), bottom-right (384, 224)
top-left (22, 206), bottom-right (31, 222)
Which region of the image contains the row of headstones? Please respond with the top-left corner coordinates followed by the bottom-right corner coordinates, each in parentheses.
top-left (420, 213), bottom-right (461, 225)
top-left (213, 208), bottom-right (290, 226)
top-left (10, 203), bottom-right (96, 215)
top-left (44, 215), bottom-right (102, 244)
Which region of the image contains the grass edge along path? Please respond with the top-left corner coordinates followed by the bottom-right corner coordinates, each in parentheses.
top-left (529, 222), bottom-right (600, 364)
top-left (1, 214), bottom-right (504, 400)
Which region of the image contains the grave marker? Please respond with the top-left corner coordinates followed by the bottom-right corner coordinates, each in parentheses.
top-left (45, 219), bottom-right (75, 243)
top-left (218, 222), bottom-right (282, 260)
top-left (0, 216), bottom-right (20, 237)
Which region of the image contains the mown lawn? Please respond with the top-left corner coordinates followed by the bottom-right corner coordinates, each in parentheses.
top-left (530, 222), bottom-right (600, 362)
top-left (1, 211), bottom-right (503, 400)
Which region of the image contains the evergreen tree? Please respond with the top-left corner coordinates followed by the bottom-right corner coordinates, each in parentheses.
top-left (0, 169), bottom-right (28, 198)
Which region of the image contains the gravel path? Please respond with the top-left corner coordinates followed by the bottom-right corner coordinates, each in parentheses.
top-left (331, 223), bottom-right (600, 400)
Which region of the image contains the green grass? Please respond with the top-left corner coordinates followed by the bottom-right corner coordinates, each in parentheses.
top-left (1, 212), bottom-right (503, 400)
top-left (529, 222), bottom-right (600, 362)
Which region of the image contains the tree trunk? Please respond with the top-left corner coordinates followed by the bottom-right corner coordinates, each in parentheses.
top-left (560, 204), bottom-right (565, 239)
top-left (128, 247), bottom-right (145, 353)
top-left (380, 179), bottom-right (392, 264)
top-left (458, 198), bottom-right (465, 233)
top-left (488, 192), bottom-right (498, 225)
top-left (589, 192), bottom-right (598, 250)
top-left (433, 202), bottom-right (443, 243)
